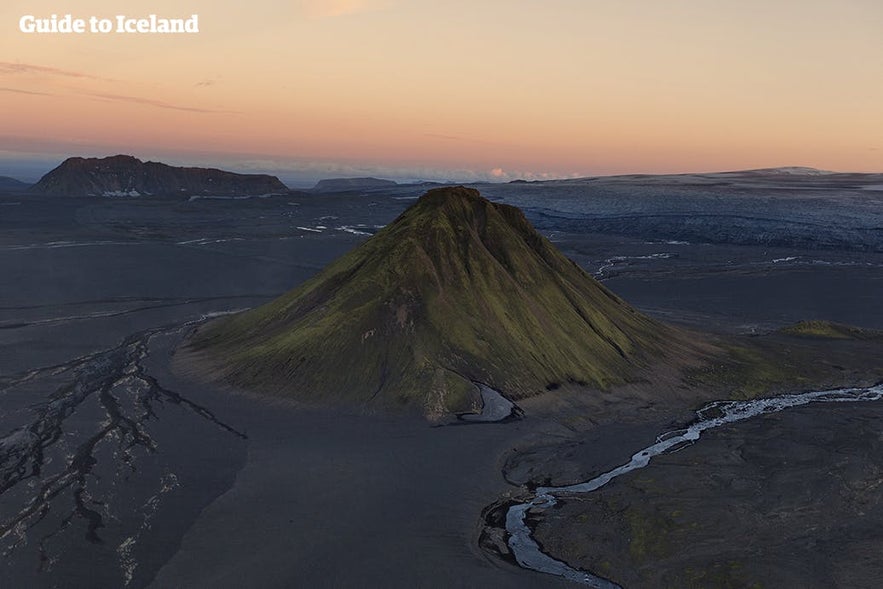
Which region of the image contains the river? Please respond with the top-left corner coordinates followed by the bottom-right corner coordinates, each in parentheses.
top-left (504, 383), bottom-right (883, 586)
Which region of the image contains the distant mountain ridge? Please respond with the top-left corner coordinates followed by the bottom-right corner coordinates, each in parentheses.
top-left (731, 166), bottom-right (836, 175)
top-left (509, 166), bottom-right (883, 185)
top-left (0, 176), bottom-right (30, 192)
top-left (28, 155), bottom-right (289, 197)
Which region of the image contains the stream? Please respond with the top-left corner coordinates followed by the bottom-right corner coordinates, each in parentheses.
top-left (0, 311), bottom-right (247, 587)
top-left (504, 383), bottom-right (883, 587)
top-left (459, 384), bottom-right (523, 422)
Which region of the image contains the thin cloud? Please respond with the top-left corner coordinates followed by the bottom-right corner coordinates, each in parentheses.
top-left (1, 62), bottom-right (226, 114)
top-left (0, 62), bottom-right (109, 81)
top-left (0, 87), bottom-right (53, 96)
top-left (2, 84), bottom-right (231, 115)
top-left (86, 92), bottom-right (238, 114)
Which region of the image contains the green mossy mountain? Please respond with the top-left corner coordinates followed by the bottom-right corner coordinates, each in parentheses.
top-left (188, 187), bottom-right (674, 418)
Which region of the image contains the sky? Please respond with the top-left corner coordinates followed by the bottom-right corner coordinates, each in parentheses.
top-left (2, 0), bottom-right (882, 184)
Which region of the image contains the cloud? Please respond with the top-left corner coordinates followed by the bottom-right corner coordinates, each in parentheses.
top-left (0, 87), bottom-right (53, 96)
top-left (483, 167), bottom-right (583, 182)
top-left (85, 92), bottom-right (237, 114)
top-left (1, 62), bottom-right (226, 114)
top-left (299, 0), bottom-right (394, 18)
top-left (0, 62), bottom-right (108, 81)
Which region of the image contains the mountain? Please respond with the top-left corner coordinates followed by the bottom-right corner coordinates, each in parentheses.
top-left (186, 186), bottom-right (676, 419)
top-left (539, 166), bottom-right (852, 185)
top-left (311, 177), bottom-right (398, 192)
top-left (0, 176), bottom-right (30, 192)
top-left (730, 166), bottom-right (836, 176)
top-left (28, 155), bottom-right (289, 197)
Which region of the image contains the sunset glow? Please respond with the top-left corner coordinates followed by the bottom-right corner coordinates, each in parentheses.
top-left (3, 0), bottom-right (882, 183)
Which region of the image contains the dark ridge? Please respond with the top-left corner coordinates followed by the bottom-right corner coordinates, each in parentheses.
top-left (28, 155), bottom-right (289, 197)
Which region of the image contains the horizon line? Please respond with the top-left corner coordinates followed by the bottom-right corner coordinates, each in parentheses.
top-left (2, 152), bottom-right (882, 186)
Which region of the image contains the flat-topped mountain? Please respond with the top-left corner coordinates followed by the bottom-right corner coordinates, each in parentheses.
top-left (187, 186), bottom-right (678, 419)
top-left (28, 155), bottom-right (288, 197)
top-left (311, 177), bottom-right (397, 192)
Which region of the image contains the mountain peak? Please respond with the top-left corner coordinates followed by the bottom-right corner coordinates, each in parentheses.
top-left (187, 188), bottom-right (675, 420)
top-left (410, 185), bottom-right (492, 214)
top-left (418, 184), bottom-right (481, 203)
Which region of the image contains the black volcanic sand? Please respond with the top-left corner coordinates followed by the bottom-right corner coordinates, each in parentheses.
top-left (0, 187), bottom-right (881, 588)
top-left (0, 192), bottom-right (569, 588)
top-left (0, 193), bottom-right (391, 588)
top-left (149, 334), bottom-right (571, 588)
top-left (531, 402), bottom-right (883, 589)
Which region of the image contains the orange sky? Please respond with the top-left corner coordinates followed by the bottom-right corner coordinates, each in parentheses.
top-left (2, 0), bottom-right (882, 183)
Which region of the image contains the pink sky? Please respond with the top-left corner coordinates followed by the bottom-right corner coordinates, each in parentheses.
top-left (2, 0), bottom-right (882, 183)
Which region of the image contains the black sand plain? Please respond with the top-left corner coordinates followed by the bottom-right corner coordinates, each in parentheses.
top-left (1, 173), bottom-right (882, 588)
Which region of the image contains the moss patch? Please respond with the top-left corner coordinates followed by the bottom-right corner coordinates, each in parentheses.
top-left (781, 320), bottom-right (880, 340)
top-left (685, 344), bottom-right (810, 400)
top-left (674, 563), bottom-right (760, 589)
top-left (625, 507), bottom-right (674, 563)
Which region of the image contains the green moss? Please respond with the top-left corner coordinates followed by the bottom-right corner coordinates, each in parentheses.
top-left (674, 562), bottom-right (759, 589)
top-left (781, 320), bottom-right (877, 340)
top-left (686, 345), bottom-right (808, 400)
top-left (190, 187), bottom-right (675, 418)
top-left (625, 508), bottom-right (674, 562)
top-left (729, 346), bottom-right (808, 398)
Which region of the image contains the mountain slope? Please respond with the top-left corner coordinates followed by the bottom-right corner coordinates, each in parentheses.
top-left (29, 155), bottom-right (288, 196)
top-left (187, 187), bottom-right (677, 418)
top-left (0, 176), bottom-right (30, 192)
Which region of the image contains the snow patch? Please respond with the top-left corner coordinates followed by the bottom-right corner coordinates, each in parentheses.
top-left (337, 226), bottom-right (371, 236)
top-left (102, 190), bottom-right (141, 197)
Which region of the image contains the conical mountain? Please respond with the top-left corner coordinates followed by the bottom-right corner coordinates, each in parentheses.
top-left (187, 187), bottom-right (673, 419)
